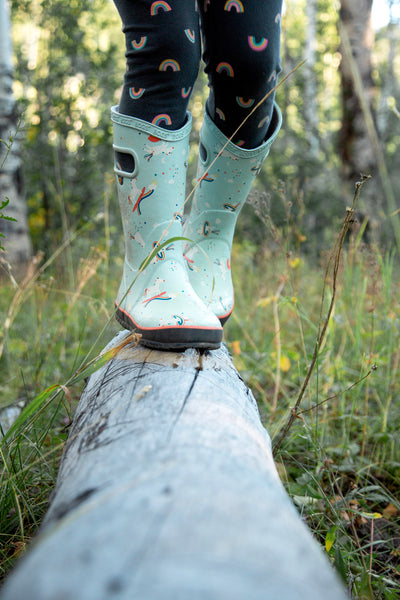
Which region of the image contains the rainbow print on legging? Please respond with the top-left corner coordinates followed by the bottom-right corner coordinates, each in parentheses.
top-left (129, 88), bottom-right (145, 100)
top-left (131, 36), bottom-right (147, 50)
top-left (181, 87), bottom-right (192, 98)
top-left (236, 97), bottom-right (255, 108)
top-left (152, 114), bottom-right (173, 126)
top-left (224, 0), bottom-right (244, 12)
top-left (150, 1), bottom-right (172, 15)
top-left (184, 29), bottom-right (195, 43)
top-left (159, 59), bottom-right (181, 71)
top-left (117, 0), bottom-right (282, 146)
top-left (248, 36), bottom-right (268, 51)
top-left (216, 62), bottom-right (234, 77)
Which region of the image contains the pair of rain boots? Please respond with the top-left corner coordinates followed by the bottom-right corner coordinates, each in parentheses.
top-left (111, 103), bottom-right (282, 350)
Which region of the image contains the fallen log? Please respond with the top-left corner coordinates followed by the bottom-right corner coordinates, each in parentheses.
top-left (1, 331), bottom-right (348, 600)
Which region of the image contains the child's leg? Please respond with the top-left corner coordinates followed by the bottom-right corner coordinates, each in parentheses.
top-left (199, 0), bottom-right (283, 148)
top-left (113, 0), bottom-right (201, 129)
top-left (111, 0), bottom-right (223, 349)
top-left (183, 0), bottom-right (283, 323)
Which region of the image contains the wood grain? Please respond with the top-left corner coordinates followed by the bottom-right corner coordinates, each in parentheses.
top-left (1, 331), bottom-right (348, 600)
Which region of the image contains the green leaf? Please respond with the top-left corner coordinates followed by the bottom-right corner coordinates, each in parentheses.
top-left (325, 525), bottom-right (337, 553)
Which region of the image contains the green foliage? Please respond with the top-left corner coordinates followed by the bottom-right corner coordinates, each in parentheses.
top-left (10, 0), bottom-right (123, 254)
top-left (2, 0), bottom-right (400, 595)
top-left (224, 193), bottom-right (400, 597)
top-left (8, 0), bottom-right (400, 257)
top-left (0, 199), bottom-right (17, 251)
top-left (1, 177), bottom-right (399, 595)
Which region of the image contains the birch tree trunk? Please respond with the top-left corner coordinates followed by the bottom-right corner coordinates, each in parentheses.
top-left (0, 334), bottom-right (348, 600)
top-left (0, 0), bottom-right (32, 273)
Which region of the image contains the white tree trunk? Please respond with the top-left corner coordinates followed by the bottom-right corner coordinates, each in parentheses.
top-left (1, 333), bottom-right (348, 600)
top-left (0, 0), bottom-right (32, 273)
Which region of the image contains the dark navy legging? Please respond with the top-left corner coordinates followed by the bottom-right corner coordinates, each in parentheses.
top-left (113, 0), bottom-right (282, 148)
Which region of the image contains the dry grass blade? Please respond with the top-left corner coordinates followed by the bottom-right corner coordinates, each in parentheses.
top-left (272, 175), bottom-right (370, 454)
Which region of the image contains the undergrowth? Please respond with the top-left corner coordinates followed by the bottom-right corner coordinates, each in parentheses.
top-left (0, 177), bottom-right (399, 598)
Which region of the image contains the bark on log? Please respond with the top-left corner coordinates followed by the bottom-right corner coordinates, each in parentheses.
top-left (1, 331), bottom-right (348, 600)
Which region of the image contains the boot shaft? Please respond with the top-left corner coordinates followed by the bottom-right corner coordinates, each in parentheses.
top-left (111, 107), bottom-right (192, 267)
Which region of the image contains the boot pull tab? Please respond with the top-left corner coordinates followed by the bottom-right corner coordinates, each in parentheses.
top-left (113, 145), bottom-right (138, 180)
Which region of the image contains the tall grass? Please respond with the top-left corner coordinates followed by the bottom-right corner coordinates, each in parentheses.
top-left (1, 174), bottom-right (399, 597)
top-left (226, 186), bottom-right (400, 598)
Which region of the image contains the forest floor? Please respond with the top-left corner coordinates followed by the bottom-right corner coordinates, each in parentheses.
top-left (1, 207), bottom-right (399, 599)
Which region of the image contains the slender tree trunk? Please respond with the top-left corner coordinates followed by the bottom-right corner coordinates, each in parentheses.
top-left (338, 0), bottom-right (377, 181)
top-left (303, 0), bottom-right (320, 157)
top-left (376, 19), bottom-right (398, 141)
top-left (0, 0), bottom-right (32, 273)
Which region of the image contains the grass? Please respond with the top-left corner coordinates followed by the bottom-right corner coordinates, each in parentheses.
top-left (225, 190), bottom-right (400, 597)
top-left (0, 178), bottom-right (399, 598)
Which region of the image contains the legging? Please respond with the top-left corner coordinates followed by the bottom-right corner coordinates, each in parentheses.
top-left (113, 0), bottom-right (282, 149)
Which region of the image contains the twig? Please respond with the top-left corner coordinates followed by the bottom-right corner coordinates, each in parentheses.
top-left (272, 175), bottom-right (370, 454)
top-left (271, 277), bottom-right (287, 415)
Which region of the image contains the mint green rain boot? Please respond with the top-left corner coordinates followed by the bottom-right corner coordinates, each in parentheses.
top-left (183, 104), bottom-right (282, 324)
top-left (111, 107), bottom-right (223, 350)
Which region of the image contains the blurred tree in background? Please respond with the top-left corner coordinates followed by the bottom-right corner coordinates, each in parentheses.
top-left (0, 0), bottom-right (32, 271)
top-left (5, 0), bottom-right (400, 266)
top-left (9, 0), bottom-right (122, 261)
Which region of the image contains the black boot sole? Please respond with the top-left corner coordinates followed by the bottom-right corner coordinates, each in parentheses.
top-left (115, 307), bottom-right (222, 351)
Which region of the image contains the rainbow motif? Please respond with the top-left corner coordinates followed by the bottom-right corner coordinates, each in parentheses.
top-left (275, 12), bottom-right (281, 24)
top-left (257, 115), bottom-right (270, 129)
top-left (129, 87), bottom-right (145, 100)
top-left (199, 173), bottom-right (215, 186)
top-left (150, 1), bottom-right (172, 15)
top-left (223, 202), bottom-right (240, 212)
top-left (131, 186), bottom-right (154, 215)
top-left (159, 59), bottom-right (181, 72)
top-left (174, 212), bottom-right (183, 222)
top-left (152, 241), bottom-right (174, 260)
top-left (131, 36), bottom-right (147, 50)
top-left (236, 97), bottom-right (255, 108)
top-left (152, 114), bottom-right (172, 126)
top-left (216, 62), bottom-right (234, 77)
top-left (184, 29), bottom-right (195, 43)
top-left (181, 86), bottom-right (192, 98)
top-left (236, 140), bottom-right (246, 147)
top-left (183, 254), bottom-right (195, 271)
top-left (215, 108), bottom-right (226, 121)
top-left (142, 291), bottom-right (172, 306)
top-left (173, 315), bottom-right (185, 325)
top-left (224, 0), bottom-right (244, 12)
top-left (248, 36), bottom-right (268, 51)
top-left (153, 241), bottom-right (165, 261)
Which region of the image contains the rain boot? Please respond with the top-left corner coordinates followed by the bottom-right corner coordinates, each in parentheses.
top-left (111, 106), bottom-right (223, 350)
top-left (183, 104), bottom-right (282, 324)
